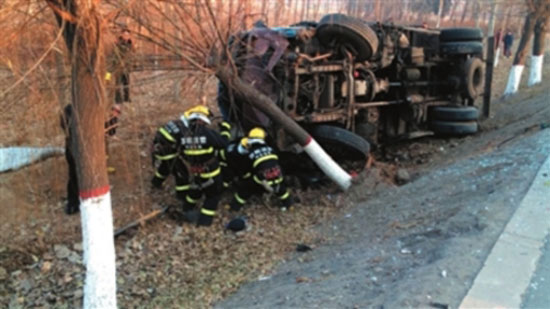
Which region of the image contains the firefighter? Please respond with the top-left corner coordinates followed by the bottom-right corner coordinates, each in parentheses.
top-left (180, 105), bottom-right (228, 226)
top-left (108, 27), bottom-right (133, 104)
top-left (228, 127), bottom-right (293, 212)
top-left (151, 115), bottom-right (191, 204)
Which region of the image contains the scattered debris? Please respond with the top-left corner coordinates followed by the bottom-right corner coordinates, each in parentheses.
top-left (395, 168), bottom-right (411, 185)
top-left (0, 267), bottom-right (7, 280)
top-left (296, 244), bottom-right (312, 252)
top-left (296, 276), bottom-right (311, 283)
top-left (53, 245), bottom-right (72, 260)
top-left (429, 301), bottom-right (449, 309)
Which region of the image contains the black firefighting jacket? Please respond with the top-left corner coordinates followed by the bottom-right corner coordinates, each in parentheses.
top-left (246, 141), bottom-right (283, 186)
top-left (180, 122), bottom-right (228, 179)
top-left (152, 118), bottom-right (189, 163)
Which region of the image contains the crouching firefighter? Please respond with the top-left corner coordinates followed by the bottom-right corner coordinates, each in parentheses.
top-left (229, 127), bottom-right (293, 212)
top-left (180, 105), bottom-right (228, 226)
top-left (151, 115), bottom-right (191, 203)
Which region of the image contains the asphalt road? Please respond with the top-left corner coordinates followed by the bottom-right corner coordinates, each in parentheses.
top-left (216, 127), bottom-right (550, 309)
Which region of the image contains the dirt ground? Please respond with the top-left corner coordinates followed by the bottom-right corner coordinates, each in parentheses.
top-left (0, 49), bottom-right (549, 308)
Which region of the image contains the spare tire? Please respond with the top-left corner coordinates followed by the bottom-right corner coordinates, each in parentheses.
top-left (440, 41), bottom-right (483, 56)
top-left (440, 28), bottom-right (483, 42)
top-left (309, 125), bottom-right (370, 171)
top-left (463, 57), bottom-right (485, 100)
top-left (316, 14), bottom-right (379, 61)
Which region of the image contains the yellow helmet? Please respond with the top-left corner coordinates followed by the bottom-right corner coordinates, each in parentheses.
top-left (248, 127), bottom-right (266, 140)
top-left (184, 105), bottom-right (211, 124)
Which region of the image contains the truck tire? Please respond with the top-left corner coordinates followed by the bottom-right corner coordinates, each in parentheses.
top-left (309, 125), bottom-right (370, 169)
top-left (316, 14), bottom-right (379, 61)
top-left (440, 28), bottom-right (483, 42)
top-left (430, 106), bottom-right (479, 121)
top-left (431, 120), bottom-right (478, 136)
top-left (440, 41), bottom-right (483, 55)
top-left (463, 57), bottom-right (485, 100)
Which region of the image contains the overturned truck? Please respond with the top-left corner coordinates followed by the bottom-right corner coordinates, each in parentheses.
top-left (218, 14), bottom-right (486, 173)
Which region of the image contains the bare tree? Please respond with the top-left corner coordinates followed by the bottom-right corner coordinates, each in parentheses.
top-left (436, 0), bottom-right (444, 28)
top-left (504, 0), bottom-right (550, 95)
top-left (528, 15), bottom-right (550, 85)
top-left (46, 0), bottom-right (116, 308)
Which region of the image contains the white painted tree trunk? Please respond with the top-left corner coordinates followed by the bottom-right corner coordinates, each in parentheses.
top-left (494, 47), bottom-right (500, 67)
top-left (81, 190), bottom-right (117, 309)
top-left (303, 137), bottom-right (352, 190)
top-left (503, 65), bottom-right (524, 95)
top-left (527, 55), bottom-right (544, 86)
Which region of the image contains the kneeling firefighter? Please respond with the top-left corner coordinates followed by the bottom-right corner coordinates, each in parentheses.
top-left (229, 127), bottom-right (293, 212)
top-left (151, 115), bottom-right (191, 203)
top-left (180, 105), bottom-right (228, 226)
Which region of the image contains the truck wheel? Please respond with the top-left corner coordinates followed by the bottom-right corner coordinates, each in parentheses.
top-left (431, 120), bottom-right (478, 136)
top-left (440, 28), bottom-right (483, 42)
top-left (440, 41), bottom-right (483, 56)
top-left (309, 125), bottom-right (370, 171)
top-left (463, 57), bottom-right (485, 100)
top-left (316, 14), bottom-right (379, 61)
top-left (430, 106), bottom-right (479, 121)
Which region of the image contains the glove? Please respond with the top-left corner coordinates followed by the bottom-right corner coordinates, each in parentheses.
top-left (151, 176), bottom-right (164, 189)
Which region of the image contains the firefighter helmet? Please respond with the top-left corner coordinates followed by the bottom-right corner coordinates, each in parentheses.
top-left (184, 105), bottom-right (211, 124)
top-left (248, 127), bottom-right (266, 140)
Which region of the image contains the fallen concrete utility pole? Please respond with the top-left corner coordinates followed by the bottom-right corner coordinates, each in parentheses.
top-left (0, 147), bottom-right (64, 173)
top-left (216, 66), bottom-right (352, 190)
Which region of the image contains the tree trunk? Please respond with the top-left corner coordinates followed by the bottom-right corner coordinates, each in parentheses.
top-left (461, 0), bottom-right (471, 23)
top-left (487, 0), bottom-right (497, 37)
top-left (436, 0), bottom-right (444, 28)
top-left (474, 1), bottom-right (481, 28)
top-left (216, 66), bottom-right (352, 190)
top-left (374, 0), bottom-right (381, 22)
top-left (528, 15), bottom-right (549, 86)
top-left (504, 12), bottom-right (537, 95)
top-left (48, 1), bottom-right (116, 308)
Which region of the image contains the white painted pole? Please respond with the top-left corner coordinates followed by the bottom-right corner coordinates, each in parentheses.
top-left (80, 188), bottom-right (117, 309)
top-left (302, 137), bottom-right (352, 190)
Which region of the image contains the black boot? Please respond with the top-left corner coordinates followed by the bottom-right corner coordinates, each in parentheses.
top-left (65, 202), bottom-right (80, 215)
top-left (197, 213), bottom-right (213, 226)
top-left (181, 209), bottom-right (200, 224)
